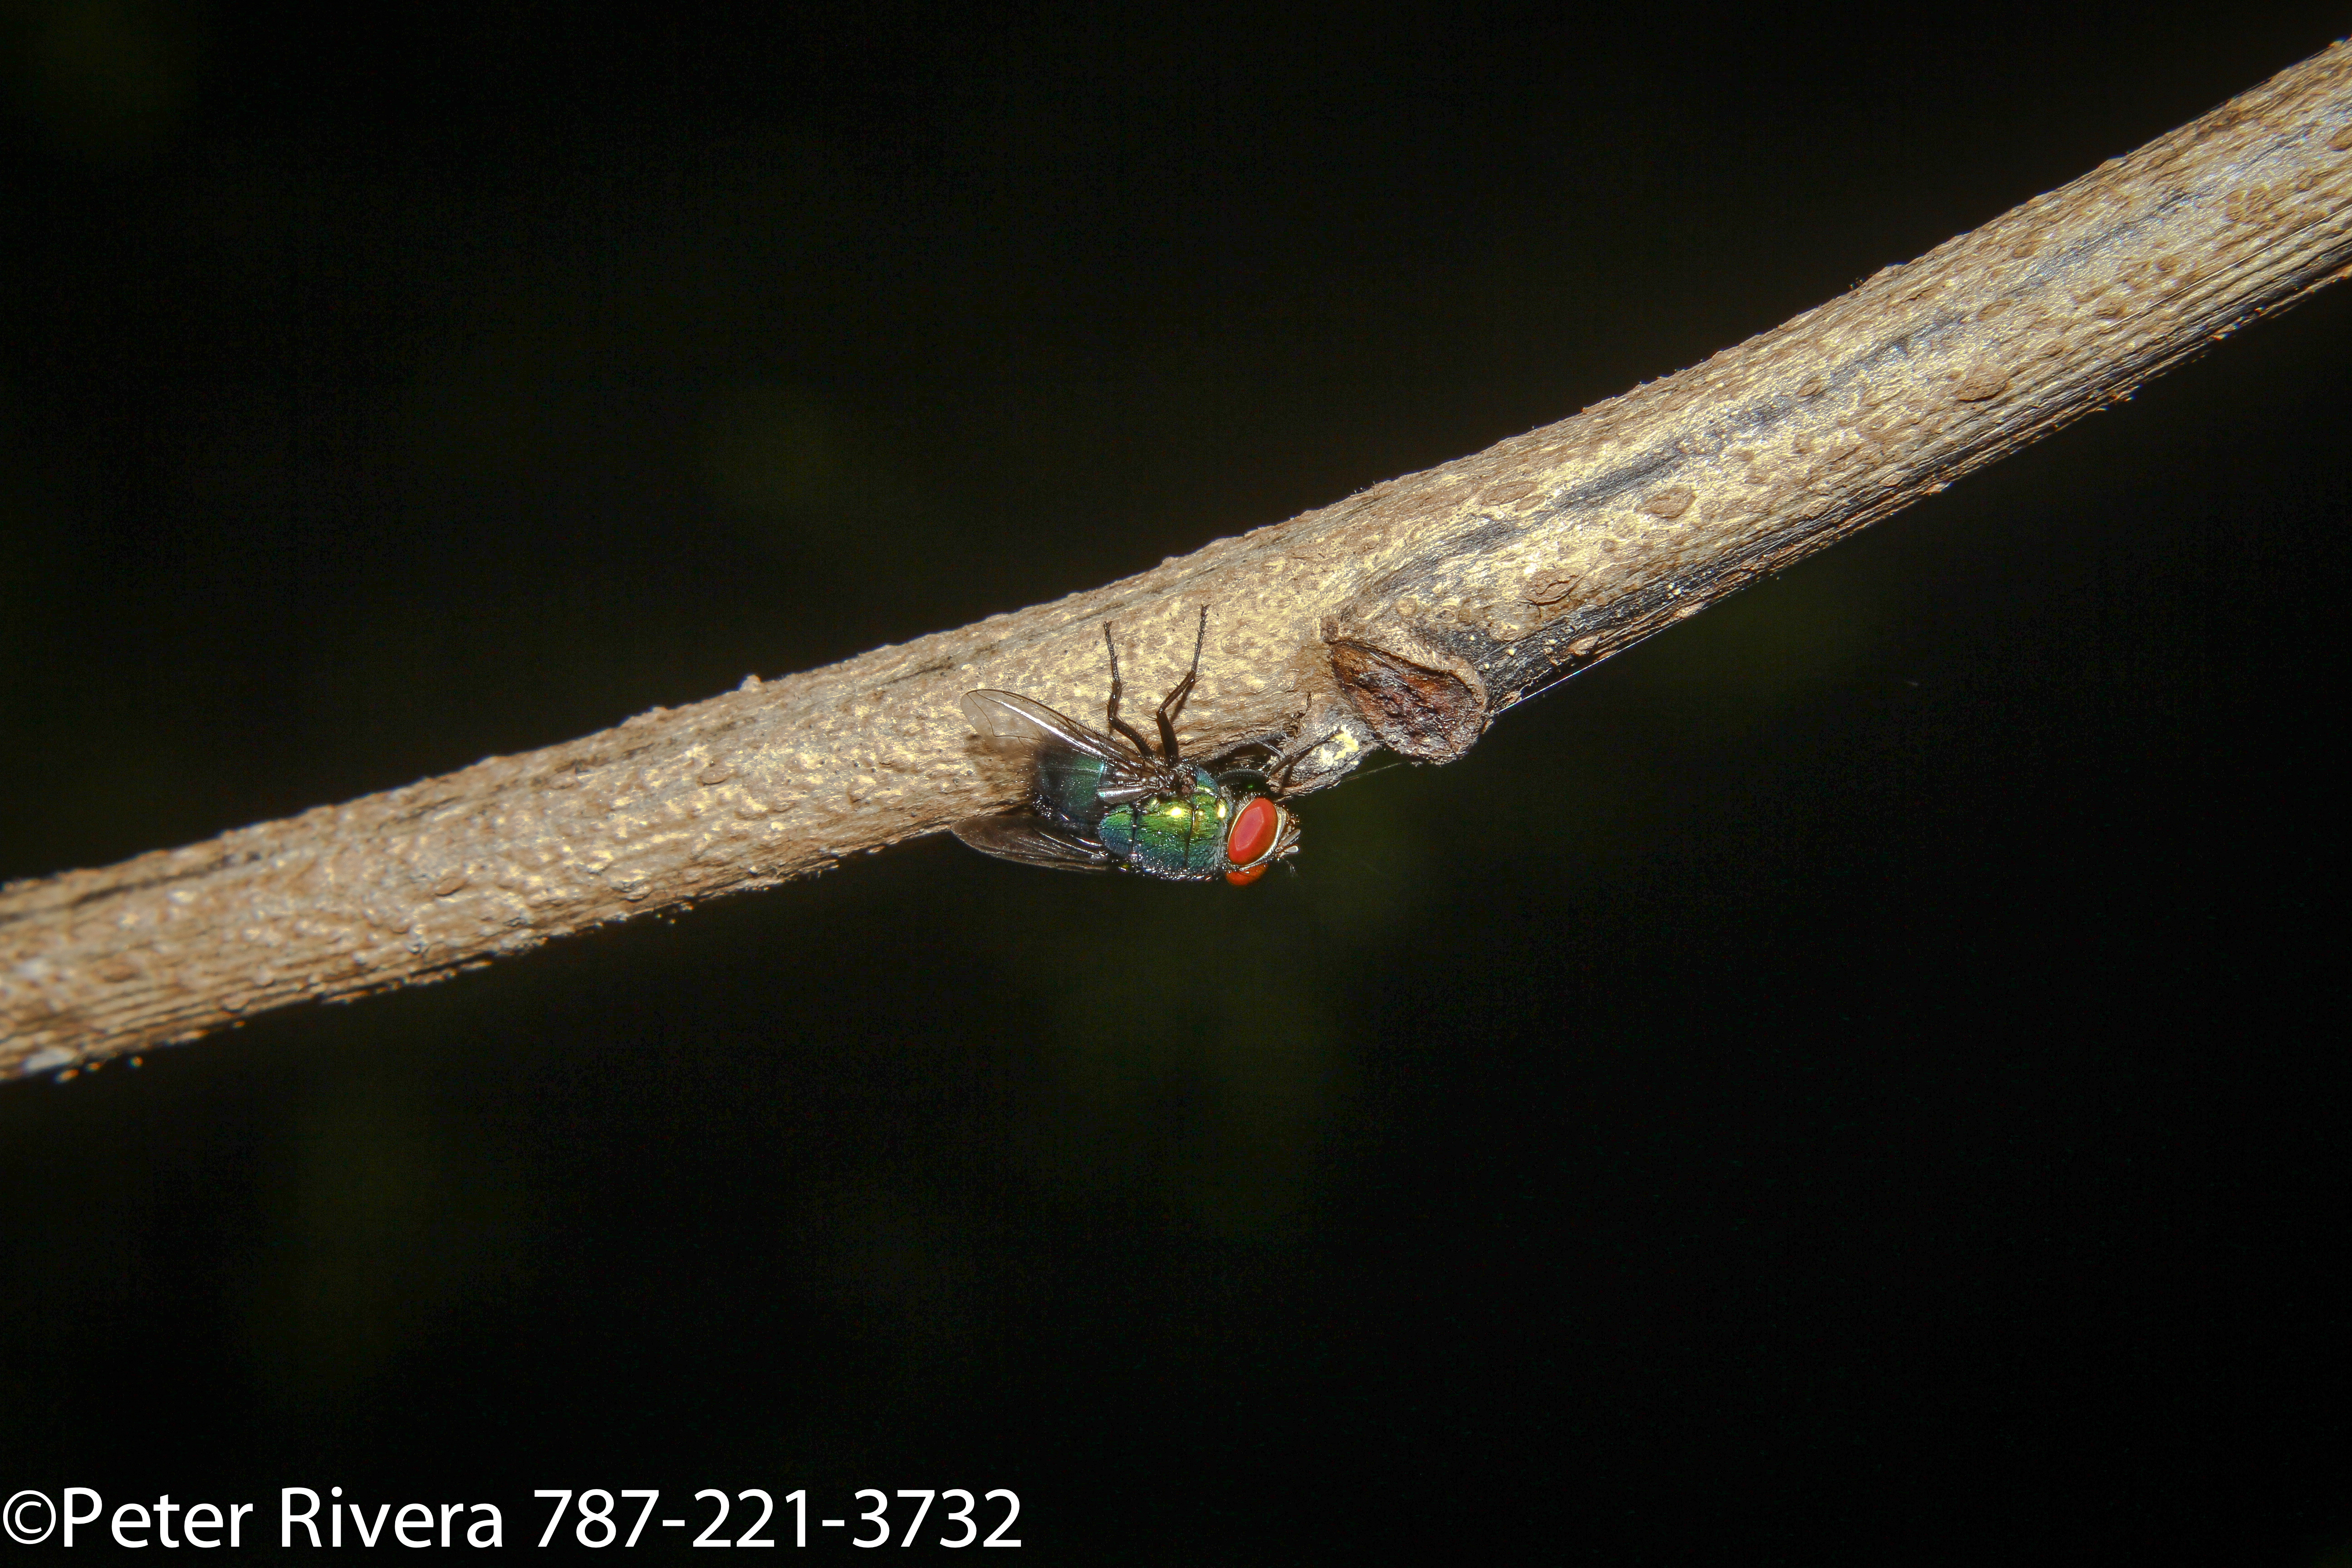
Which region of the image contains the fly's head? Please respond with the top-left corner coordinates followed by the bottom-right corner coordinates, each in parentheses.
top-left (1211, 769), bottom-right (1301, 886)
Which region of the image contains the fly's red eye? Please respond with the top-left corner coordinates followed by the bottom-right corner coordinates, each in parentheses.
top-left (1225, 863), bottom-right (1270, 887)
top-left (1227, 795), bottom-right (1280, 867)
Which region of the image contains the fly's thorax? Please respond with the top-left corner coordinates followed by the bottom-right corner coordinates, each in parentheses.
top-left (1095, 769), bottom-right (1231, 879)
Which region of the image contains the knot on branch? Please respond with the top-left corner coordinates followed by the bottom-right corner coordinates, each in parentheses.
top-left (1327, 638), bottom-right (1489, 763)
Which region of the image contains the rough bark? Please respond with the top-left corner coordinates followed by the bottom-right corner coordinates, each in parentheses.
top-left (8, 43), bottom-right (2352, 1079)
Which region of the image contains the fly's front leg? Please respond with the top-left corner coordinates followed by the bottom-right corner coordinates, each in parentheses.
top-left (1155, 606), bottom-right (1210, 762)
top-left (1103, 623), bottom-right (1158, 759)
top-left (1270, 728), bottom-right (1343, 793)
top-left (1199, 730), bottom-right (1290, 774)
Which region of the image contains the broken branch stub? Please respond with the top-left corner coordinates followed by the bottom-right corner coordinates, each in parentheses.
top-left (1327, 638), bottom-right (1489, 764)
top-left (6, 42), bottom-right (2352, 1076)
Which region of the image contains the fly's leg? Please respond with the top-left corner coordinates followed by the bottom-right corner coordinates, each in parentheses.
top-left (1154, 605), bottom-right (1210, 761)
top-left (1200, 731), bottom-right (1288, 773)
top-left (1103, 623), bottom-right (1159, 759)
top-left (1270, 728), bottom-right (1343, 793)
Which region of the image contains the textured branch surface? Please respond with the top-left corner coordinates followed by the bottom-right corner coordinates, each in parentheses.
top-left (9, 44), bottom-right (2352, 1078)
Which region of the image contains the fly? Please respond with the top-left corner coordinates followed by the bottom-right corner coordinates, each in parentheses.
top-left (953, 608), bottom-right (1313, 885)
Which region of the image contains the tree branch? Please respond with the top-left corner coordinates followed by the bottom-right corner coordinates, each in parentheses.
top-left (8, 43), bottom-right (2352, 1079)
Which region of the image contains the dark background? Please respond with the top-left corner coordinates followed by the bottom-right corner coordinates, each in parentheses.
top-left (4, 4), bottom-right (2349, 1561)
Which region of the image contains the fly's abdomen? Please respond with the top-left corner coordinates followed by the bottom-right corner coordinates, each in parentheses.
top-left (1032, 751), bottom-right (1112, 828)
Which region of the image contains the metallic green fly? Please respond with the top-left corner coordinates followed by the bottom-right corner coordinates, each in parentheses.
top-left (953, 609), bottom-right (1313, 884)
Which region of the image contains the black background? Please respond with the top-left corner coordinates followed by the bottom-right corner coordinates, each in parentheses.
top-left (4, 4), bottom-right (2350, 1562)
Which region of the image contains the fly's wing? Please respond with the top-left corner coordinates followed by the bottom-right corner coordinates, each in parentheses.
top-left (961, 690), bottom-right (1166, 809)
top-left (952, 813), bottom-right (1121, 873)
top-left (961, 691), bottom-right (1127, 763)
